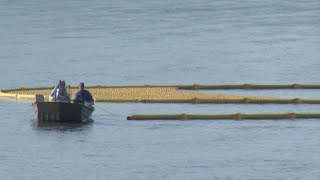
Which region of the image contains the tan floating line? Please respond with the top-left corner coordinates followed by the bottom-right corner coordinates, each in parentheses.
top-left (127, 113), bottom-right (320, 120)
top-left (2, 84), bottom-right (320, 92)
top-left (176, 84), bottom-right (320, 89)
top-left (1, 85), bottom-right (320, 104)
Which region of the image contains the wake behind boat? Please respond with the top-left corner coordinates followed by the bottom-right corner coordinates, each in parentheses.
top-left (33, 94), bottom-right (94, 123)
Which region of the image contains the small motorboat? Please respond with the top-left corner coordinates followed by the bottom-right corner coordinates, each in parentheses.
top-left (33, 94), bottom-right (94, 123)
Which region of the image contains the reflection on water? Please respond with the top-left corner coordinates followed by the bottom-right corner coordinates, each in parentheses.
top-left (32, 119), bottom-right (94, 131)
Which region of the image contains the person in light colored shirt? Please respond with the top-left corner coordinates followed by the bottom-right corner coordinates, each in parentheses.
top-left (50, 80), bottom-right (70, 102)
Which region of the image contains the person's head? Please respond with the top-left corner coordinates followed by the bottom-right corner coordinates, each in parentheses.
top-left (58, 80), bottom-right (66, 88)
top-left (79, 82), bottom-right (85, 91)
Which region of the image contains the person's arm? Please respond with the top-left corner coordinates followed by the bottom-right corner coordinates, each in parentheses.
top-left (74, 92), bottom-right (79, 100)
top-left (50, 86), bottom-right (58, 99)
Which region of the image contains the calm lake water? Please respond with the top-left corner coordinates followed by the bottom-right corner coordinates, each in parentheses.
top-left (0, 0), bottom-right (320, 179)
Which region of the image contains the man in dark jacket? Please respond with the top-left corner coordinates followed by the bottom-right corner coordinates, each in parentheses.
top-left (74, 82), bottom-right (94, 105)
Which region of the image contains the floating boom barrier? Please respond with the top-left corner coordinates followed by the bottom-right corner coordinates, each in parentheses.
top-left (175, 84), bottom-right (320, 90)
top-left (2, 84), bottom-right (320, 91)
top-left (127, 113), bottom-right (320, 120)
top-left (1, 84), bottom-right (320, 104)
top-left (94, 98), bottom-right (320, 104)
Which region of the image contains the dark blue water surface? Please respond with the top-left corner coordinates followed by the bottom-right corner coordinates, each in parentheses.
top-left (0, 0), bottom-right (320, 179)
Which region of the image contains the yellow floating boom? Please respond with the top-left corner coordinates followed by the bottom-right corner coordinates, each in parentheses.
top-left (175, 84), bottom-right (320, 89)
top-left (127, 113), bottom-right (320, 120)
top-left (1, 84), bottom-right (320, 104)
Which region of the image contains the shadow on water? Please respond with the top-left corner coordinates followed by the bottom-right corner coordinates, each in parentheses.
top-left (32, 119), bottom-right (94, 132)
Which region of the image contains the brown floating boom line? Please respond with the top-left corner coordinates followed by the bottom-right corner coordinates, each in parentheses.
top-left (127, 113), bottom-right (320, 120)
top-left (87, 84), bottom-right (320, 89)
top-left (93, 98), bottom-right (320, 104)
top-left (176, 84), bottom-right (320, 89)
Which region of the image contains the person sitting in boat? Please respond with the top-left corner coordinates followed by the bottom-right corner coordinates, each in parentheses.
top-left (50, 80), bottom-right (70, 102)
top-left (74, 82), bottom-right (94, 105)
